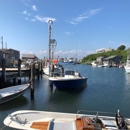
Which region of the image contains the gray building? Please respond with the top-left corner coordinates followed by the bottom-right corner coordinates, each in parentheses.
top-left (104, 55), bottom-right (121, 65)
top-left (96, 56), bottom-right (104, 63)
top-left (22, 54), bottom-right (38, 63)
top-left (0, 49), bottom-right (20, 67)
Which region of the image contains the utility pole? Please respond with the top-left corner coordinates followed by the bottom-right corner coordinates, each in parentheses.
top-left (48, 20), bottom-right (53, 76)
top-left (1, 36), bottom-right (3, 50)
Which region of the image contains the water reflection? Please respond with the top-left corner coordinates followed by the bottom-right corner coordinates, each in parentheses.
top-left (125, 73), bottom-right (130, 86)
top-left (0, 96), bottom-right (28, 111)
top-left (46, 83), bottom-right (87, 113)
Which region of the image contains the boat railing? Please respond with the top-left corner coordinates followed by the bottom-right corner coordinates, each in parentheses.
top-left (76, 110), bottom-right (116, 119)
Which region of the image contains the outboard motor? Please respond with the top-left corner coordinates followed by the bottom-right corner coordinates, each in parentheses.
top-left (115, 110), bottom-right (126, 129)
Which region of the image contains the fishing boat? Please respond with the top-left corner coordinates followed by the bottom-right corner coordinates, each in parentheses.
top-left (3, 109), bottom-right (130, 130)
top-left (0, 84), bottom-right (30, 104)
top-left (43, 60), bottom-right (62, 76)
top-left (49, 69), bottom-right (87, 90)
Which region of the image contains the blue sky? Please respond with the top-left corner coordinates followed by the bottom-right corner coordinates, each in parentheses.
top-left (0, 0), bottom-right (130, 60)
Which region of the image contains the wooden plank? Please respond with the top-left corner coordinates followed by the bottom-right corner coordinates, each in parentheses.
top-left (76, 118), bottom-right (83, 130)
top-left (30, 122), bottom-right (49, 130)
top-left (76, 118), bottom-right (94, 130)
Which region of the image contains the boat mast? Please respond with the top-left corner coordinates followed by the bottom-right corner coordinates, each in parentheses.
top-left (48, 20), bottom-right (53, 76)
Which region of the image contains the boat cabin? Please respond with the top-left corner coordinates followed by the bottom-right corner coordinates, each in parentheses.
top-left (65, 70), bottom-right (81, 78)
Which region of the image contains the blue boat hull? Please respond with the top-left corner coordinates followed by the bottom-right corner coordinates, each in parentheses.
top-left (51, 78), bottom-right (87, 90)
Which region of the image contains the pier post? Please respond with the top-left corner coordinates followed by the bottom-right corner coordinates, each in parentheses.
top-left (13, 77), bottom-right (16, 85)
top-left (30, 63), bottom-right (35, 98)
top-left (18, 59), bottom-right (21, 84)
top-left (61, 67), bottom-right (64, 76)
top-left (51, 64), bottom-right (54, 77)
top-left (40, 61), bottom-right (43, 74)
top-left (37, 62), bottom-right (40, 80)
top-left (2, 58), bottom-right (6, 84)
top-left (40, 61), bottom-right (43, 78)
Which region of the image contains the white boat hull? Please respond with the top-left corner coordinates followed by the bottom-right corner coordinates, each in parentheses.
top-left (124, 66), bottom-right (130, 73)
top-left (0, 84), bottom-right (29, 104)
top-left (3, 110), bottom-right (130, 130)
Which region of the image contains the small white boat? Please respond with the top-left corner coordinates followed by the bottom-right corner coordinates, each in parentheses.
top-left (49, 70), bottom-right (87, 90)
top-left (103, 62), bottom-right (109, 67)
top-left (0, 84), bottom-right (30, 104)
top-left (3, 109), bottom-right (130, 130)
top-left (124, 48), bottom-right (130, 73)
top-left (91, 61), bottom-right (98, 66)
top-left (124, 59), bottom-right (130, 73)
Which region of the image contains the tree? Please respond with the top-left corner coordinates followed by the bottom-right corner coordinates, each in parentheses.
top-left (117, 45), bottom-right (126, 50)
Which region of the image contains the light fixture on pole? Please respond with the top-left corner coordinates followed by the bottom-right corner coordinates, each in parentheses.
top-left (50, 39), bottom-right (57, 61)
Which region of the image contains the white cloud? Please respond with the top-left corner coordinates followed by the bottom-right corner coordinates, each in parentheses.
top-left (70, 8), bottom-right (102, 24)
top-left (20, 50), bottom-right (33, 54)
top-left (63, 32), bottom-right (73, 35)
top-left (20, 49), bottom-right (94, 60)
top-left (35, 15), bottom-right (56, 23)
top-left (22, 10), bottom-right (27, 14)
top-left (69, 21), bottom-right (77, 25)
top-left (31, 19), bottom-right (36, 21)
top-left (32, 5), bottom-right (37, 11)
top-left (25, 17), bottom-right (28, 20)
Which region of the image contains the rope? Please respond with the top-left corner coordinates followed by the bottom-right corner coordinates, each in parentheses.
top-left (0, 125), bottom-right (7, 130)
top-left (27, 76), bottom-right (34, 85)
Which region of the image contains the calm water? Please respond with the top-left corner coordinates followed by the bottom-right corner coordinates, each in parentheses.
top-left (0, 64), bottom-right (130, 130)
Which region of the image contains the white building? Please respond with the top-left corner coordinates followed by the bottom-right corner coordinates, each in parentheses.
top-left (96, 47), bottom-right (113, 53)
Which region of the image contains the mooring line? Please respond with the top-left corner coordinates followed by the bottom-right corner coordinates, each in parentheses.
top-left (0, 125), bottom-right (7, 130)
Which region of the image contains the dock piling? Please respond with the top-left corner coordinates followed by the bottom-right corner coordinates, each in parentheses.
top-left (18, 59), bottom-right (21, 84)
top-left (30, 63), bottom-right (35, 98)
top-left (2, 58), bottom-right (6, 84)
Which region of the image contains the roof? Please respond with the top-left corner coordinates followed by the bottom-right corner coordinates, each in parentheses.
top-left (22, 54), bottom-right (37, 59)
top-left (7, 48), bottom-right (20, 52)
top-left (0, 49), bottom-right (9, 54)
top-left (104, 55), bottom-right (119, 60)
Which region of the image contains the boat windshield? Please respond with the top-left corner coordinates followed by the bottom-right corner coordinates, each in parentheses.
top-left (65, 70), bottom-right (75, 75)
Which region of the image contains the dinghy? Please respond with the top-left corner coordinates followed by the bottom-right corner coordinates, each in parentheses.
top-left (3, 109), bottom-right (130, 130)
top-left (0, 84), bottom-right (30, 104)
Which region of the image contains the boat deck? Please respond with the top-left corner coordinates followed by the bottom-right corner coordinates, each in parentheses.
top-left (4, 110), bottom-right (125, 130)
top-left (31, 122), bottom-right (49, 130)
top-left (31, 120), bottom-right (76, 130)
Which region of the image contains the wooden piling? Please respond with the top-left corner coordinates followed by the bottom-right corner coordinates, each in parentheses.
top-left (30, 63), bottom-right (35, 98)
top-left (41, 62), bottom-right (43, 73)
top-left (18, 59), bottom-right (21, 84)
top-left (13, 77), bottom-right (16, 85)
top-left (51, 64), bottom-right (54, 77)
top-left (2, 58), bottom-right (6, 84)
top-left (37, 62), bottom-right (40, 80)
top-left (61, 67), bottom-right (64, 76)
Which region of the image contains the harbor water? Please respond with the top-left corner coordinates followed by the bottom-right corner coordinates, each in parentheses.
top-left (0, 63), bottom-right (130, 130)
